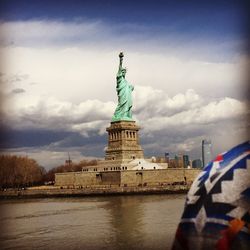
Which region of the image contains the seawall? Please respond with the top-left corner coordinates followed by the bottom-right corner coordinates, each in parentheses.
top-left (0, 185), bottom-right (190, 199)
top-left (55, 168), bottom-right (201, 188)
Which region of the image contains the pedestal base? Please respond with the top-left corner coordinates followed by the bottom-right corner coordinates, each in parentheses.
top-left (105, 120), bottom-right (144, 161)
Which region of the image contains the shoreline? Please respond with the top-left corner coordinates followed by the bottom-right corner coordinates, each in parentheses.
top-left (0, 185), bottom-right (189, 199)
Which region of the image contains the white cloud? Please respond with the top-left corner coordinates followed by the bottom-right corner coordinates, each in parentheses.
top-left (0, 19), bottom-right (248, 167)
top-left (134, 87), bottom-right (202, 119)
top-left (2, 84), bottom-right (248, 141)
top-left (0, 19), bottom-right (247, 105)
top-left (142, 96), bottom-right (248, 134)
top-left (1, 46), bottom-right (246, 103)
top-left (2, 94), bottom-right (115, 133)
top-left (1, 89), bottom-right (248, 167)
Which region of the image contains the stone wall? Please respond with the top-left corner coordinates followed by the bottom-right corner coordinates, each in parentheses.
top-left (55, 172), bottom-right (97, 188)
top-left (101, 171), bottom-right (121, 185)
top-left (0, 185), bottom-right (191, 198)
top-left (120, 169), bottom-right (200, 187)
top-left (55, 169), bottom-right (201, 188)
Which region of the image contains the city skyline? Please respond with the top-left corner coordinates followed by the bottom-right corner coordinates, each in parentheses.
top-left (0, 0), bottom-right (249, 169)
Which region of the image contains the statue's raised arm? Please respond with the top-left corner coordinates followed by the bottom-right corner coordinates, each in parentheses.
top-left (119, 52), bottom-right (123, 68)
top-left (112, 52), bottom-right (134, 122)
top-left (117, 52), bottom-right (124, 77)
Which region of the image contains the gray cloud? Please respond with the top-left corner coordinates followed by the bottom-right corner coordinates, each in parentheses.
top-left (141, 118), bottom-right (248, 160)
top-left (2, 96), bottom-right (114, 133)
top-left (1, 116), bottom-right (248, 169)
top-left (0, 20), bottom-right (245, 62)
top-left (1, 86), bottom-right (249, 166)
top-left (2, 87), bottom-right (248, 133)
top-left (0, 73), bottom-right (29, 84)
top-left (11, 88), bottom-right (25, 94)
top-left (0, 19), bottom-right (248, 168)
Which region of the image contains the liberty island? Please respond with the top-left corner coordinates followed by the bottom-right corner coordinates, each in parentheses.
top-left (54, 53), bottom-right (200, 190)
top-left (0, 53), bottom-right (200, 197)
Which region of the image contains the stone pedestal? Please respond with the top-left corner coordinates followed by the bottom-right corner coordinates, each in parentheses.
top-left (105, 120), bottom-right (144, 161)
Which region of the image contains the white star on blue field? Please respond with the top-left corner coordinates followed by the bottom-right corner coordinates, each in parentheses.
top-left (0, 0), bottom-right (249, 169)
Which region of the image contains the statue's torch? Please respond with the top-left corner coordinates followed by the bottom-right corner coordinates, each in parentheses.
top-left (119, 52), bottom-right (124, 66)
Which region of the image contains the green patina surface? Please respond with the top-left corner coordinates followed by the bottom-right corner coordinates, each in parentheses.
top-left (112, 52), bottom-right (134, 122)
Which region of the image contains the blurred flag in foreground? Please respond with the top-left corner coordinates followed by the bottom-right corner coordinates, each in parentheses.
top-left (172, 141), bottom-right (250, 249)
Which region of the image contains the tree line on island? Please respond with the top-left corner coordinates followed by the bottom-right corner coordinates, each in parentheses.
top-left (0, 155), bottom-right (97, 189)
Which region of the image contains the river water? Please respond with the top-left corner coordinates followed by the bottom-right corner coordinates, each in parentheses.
top-left (0, 194), bottom-right (185, 250)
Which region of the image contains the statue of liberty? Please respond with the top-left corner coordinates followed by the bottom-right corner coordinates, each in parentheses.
top-left (112, 52), bottom-right (134, 122)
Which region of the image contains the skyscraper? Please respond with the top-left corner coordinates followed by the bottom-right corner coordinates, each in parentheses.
top-left (176, 153), bottom-right (183, 168)
top-left (202, 139), bottom-right (212, 168)
top-left (165, 152), bottom-right (169, 163)
top-left (192, 159), bottom-right (202, 168)
top-left (183, 155), bottom-right (189, 168)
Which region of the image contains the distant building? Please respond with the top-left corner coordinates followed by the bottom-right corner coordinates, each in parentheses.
top-left (192, 159), bottom-right (202, 168)
top-left (183, 155), bottom-right (189, 168)
top-left (165, 152), bottom-right (169, 163)
top-left (189, 160), bottom-right (193, 168)
top-left (65, 159), bottom-right (72, 165)
top-left (169, 158), bottom-right (178, 168)
top-left (151, 156), bottom-right (167, 163)
top-left (156, 157), bottom-right (166, 163)
top-left (166, 153), bottom-right (187, 168)
top-left (163, 153), bottom-right (176, 168)
top-left (65, 152), bottom-right (72, 165)
top-left (177, 154), bottom-right (184, 168)
top-left (202, 139), bottom-right (212, 168)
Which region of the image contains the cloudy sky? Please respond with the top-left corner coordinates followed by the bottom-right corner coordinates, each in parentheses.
top-left (0, 0), bottom-right (249, 169)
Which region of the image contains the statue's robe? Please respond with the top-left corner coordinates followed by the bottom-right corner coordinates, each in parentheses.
top-left (112, 69), bottom-right (134, 121)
